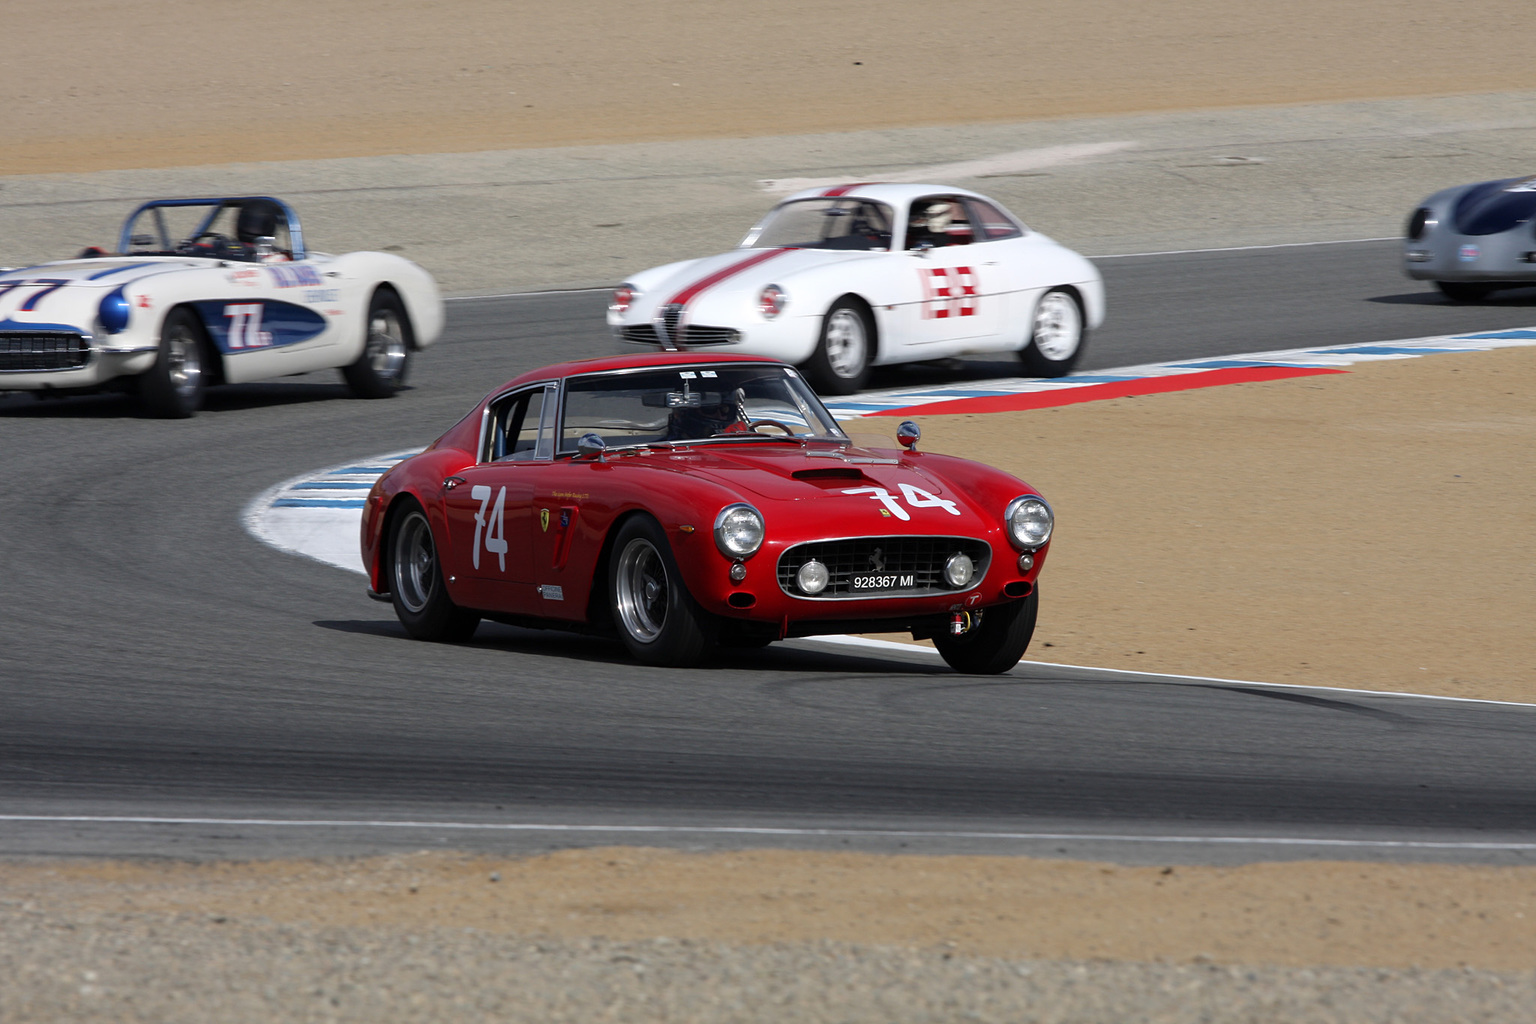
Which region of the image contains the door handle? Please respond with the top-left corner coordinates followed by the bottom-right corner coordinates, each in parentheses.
top-left (443, 476), bottom-right (465, 490)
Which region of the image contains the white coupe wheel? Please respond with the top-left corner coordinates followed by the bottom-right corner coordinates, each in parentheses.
top-left (802, 299), bottom-right (873, 395)
top-left (1019, 289), bottom-right (1085, 378)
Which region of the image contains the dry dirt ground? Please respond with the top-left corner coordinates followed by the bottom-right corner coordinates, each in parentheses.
top-left (6, 1), bottom-right (1536, 1017)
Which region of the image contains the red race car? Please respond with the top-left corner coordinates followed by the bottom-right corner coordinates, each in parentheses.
top-left (360, 353), bottom-right (1053, 672)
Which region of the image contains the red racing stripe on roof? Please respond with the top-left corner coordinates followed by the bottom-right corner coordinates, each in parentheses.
top-left (821, 182), bottom-right (879, 197)
top-left (665, 247), bottom-right (795, 308)
top-left (866, 365), bottom-right (1349, 416)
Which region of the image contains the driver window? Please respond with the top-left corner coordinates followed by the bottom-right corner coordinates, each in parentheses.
top-left (484, 386), bottom-right (551, 462)
top-left (905, 196), bottom-right (974, 249)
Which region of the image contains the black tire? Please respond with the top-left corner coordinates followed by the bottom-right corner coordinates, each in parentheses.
top-left (344, 288), bottom-right (413, 398)
top-left (1435, 281), bottom-right (1496, 303)
top-left (139, 307), bottom-right (207, 418)
top-left (801, 298), bottom-right (873, 395)
top-left (1019, 288), bottom-right (1085, 378)
top-left (608, 515), bottom-right (712, 666)
top-left (387, 499), bottom-right (480, 642)
top-left (932, 591), bottom-right (1039, 674)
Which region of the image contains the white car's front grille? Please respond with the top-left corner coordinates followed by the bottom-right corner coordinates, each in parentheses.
top-left (0, 332), bottom-right (91, 372)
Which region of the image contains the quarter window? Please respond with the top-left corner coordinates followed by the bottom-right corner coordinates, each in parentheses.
top-left (484, 385), bottom-right (555, 462)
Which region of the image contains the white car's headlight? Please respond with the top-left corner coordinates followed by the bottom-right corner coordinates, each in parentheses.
top-left (611, 284), bottom-right (637, 315)
top-left (714, 503), bottom-right (764, 558)
top-left (1005, 495), bottom-right (1053, 550)
top-left (759, 284), bottom-right (787, 319)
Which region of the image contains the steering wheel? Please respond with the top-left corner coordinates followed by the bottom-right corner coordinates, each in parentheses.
top-left (747, 419), bottom-right (797, 436)
top-left (179, 232), bottom-right (235, 257)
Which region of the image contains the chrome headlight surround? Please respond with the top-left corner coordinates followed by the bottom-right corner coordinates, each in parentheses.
top-left (714, 503), bottom-right (764, 559)
top-left (1005, 495), bottom-right (1053, 550)
top-left (610, 283), bottom-right (638, 315)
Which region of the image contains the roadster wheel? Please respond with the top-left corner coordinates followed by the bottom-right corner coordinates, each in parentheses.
top-left (1019, 289), bottom-right (1085, 378)
top-left (609, 516), bottom-right (711, 665)
top-left (1435, 281), bottom-right (1496, 303)
top-left (388, 500), bottom-right (479, 642)
top-left (932, 590), bottom-right (1039, 674)
top-left (139, 307), bottom-right (207, 418)
top-left (344, 289), bottom-right (413, 398)
top-left (802, 299), bottom-right (872, 394)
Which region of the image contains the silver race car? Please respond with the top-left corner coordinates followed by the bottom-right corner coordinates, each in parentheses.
top-left (1403, 175), bottom-right (1536, 301)
top-left (0, 197), bottom-right (443, 417)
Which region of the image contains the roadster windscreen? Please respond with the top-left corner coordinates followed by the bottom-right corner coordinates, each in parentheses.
top-left (558, 365), bottom-right (847, 452)
top-left (745, 199), bottom-right (895, 251)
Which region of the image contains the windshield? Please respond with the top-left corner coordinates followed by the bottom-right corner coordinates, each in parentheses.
top-left (745, 198), bottom-right (894, 252)
top-left (559, 364), bottom-right (847, 452)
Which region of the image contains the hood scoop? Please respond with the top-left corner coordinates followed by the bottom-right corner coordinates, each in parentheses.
top-left (792, 466), bottom-right (866, 483)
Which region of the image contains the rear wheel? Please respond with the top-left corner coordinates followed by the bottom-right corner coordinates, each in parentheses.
top-left (932, 591), bottom-right (1039, 674)
top-left (1019, 289), bottom-right (1085, 377)
top-left (389, 500), bottom-right (479, 642)
top-left (802, 299), bottom-right (872, 394)
top-left (139, 307), bottom-right (207, 418)
top-left (344, 289), bottom-right (413, 398)
top-left (609, 516), bottom-right (711, 665)
top-left (1435, 281), bottom-right (1496, 303)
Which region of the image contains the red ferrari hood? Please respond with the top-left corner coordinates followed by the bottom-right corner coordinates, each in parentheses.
top-left (625, 443), bottom-right (990, 525)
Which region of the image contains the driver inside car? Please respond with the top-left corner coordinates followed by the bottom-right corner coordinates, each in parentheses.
top-left (665, 389), bottom-right (749, 440)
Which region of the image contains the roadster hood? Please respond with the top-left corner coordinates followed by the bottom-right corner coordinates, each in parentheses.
top-left (0, 258), bottom-right (195, 288)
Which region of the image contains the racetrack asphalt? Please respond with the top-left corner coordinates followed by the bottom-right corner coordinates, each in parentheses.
top-left (4, 239), bottom-right (1536, 865)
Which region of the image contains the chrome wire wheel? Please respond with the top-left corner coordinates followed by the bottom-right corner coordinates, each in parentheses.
top-left (1032, 290), bottom-right (1083, 363)
top-left (366, 306), bottom-right (408, 382)
top-left (614, 536), bottom-right (669, 644)
top-left (392, 510), bottom-right (436, 615)
top-left (823, 307), bottom-right (869, 379)
top-left (163, 318), bottom-right (203, 401)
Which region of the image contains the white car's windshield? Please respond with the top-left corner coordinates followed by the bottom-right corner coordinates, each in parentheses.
top-left (745, 199), bottom-right (895, 252)
top-left (559, 364), bottom-right (847, 452)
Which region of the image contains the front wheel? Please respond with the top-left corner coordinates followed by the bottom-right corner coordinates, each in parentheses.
top-left (1435, 281), bottom-right (1496, 303)
top-left (932, 591), bottom-right (1039, 674)
top-left (388, 500), bottom-right (480, 642)
top-left (801, 299), bottom-right (872, 395)
top-left (608, 516), bottom-right (711, 666)
top-left (1019, 289), bottom-right (1085, 378)
top-left (139, 307), bottom-right (207, 418)
top-left (344, 289), bottom-right (414, 398)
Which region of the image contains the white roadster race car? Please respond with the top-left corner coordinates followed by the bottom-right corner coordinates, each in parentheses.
top-left (607, 183), bottom-right (1104, 394)
top-left (0, 196), bottom-right (443, 417)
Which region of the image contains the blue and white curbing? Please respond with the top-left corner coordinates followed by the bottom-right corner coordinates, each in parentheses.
top-left (244, 327), bottom-right (1536, 575)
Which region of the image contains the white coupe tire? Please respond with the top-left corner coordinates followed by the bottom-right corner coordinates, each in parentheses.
top-left (139, 307), bottom-right (208, 419)
top-left (802, 299), bottom-right (873, 395)
top-left (1019, 288), bottom-right (1085, 378)
top-left (344, 289), bottom-right (414, 399)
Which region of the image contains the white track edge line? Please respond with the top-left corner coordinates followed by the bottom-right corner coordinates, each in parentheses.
top-left (803, 635), bottom-right (1536, 708)
top-left (1, 815), bottom-right (1533, 850)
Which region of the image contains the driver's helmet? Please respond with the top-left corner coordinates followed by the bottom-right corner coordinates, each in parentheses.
top-left (920, 201), bottom-right (955, 236)
top-left (235, 199), bottom-right (283, 244)
top-left (666, 389), bottom-right (746, 440)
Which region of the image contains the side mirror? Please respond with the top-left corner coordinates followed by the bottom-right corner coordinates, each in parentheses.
top-left (576, 433), bottom-right (607, 461)
top-left (896, 420), bottom-right (920, 451)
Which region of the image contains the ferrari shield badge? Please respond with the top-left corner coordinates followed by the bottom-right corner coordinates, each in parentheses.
top-left (540, 508), bottom-right (550, 532)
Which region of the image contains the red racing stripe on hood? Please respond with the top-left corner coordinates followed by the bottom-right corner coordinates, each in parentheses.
top-left (665, 247), bottom-right (795, 308)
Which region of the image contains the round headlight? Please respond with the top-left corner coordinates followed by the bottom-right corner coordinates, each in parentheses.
top-left (943, 551), bottom-right (975, 588)
top-left (98, 287), bottom-right (131, 334)
top-left (796, 560), bottom-right (829, 595)
top-left (1006, 495), bottom-right (1053, 550)
top-left (714, 503), bottom-right (764, 558)
top-left (1406, 207), bottom-right (1432, 241)
top-left (610, 284), bottom-right (636, 314)
top-left (759, 285), bottom-right (787, 319)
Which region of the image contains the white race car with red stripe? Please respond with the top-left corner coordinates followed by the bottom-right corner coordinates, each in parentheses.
top-left (607, 183), bottom-right (1104, 394)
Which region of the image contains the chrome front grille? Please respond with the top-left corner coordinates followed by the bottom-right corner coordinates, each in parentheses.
top-left (777, 535), bottom-right (992, 599)
top-left (0, 332), bottom-right (91, 372)
top-left (621, 322), bottom-right (740, 347)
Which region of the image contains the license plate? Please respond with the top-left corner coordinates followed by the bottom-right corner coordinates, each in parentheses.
top-left (849, 572), bottom-right (915, 591)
